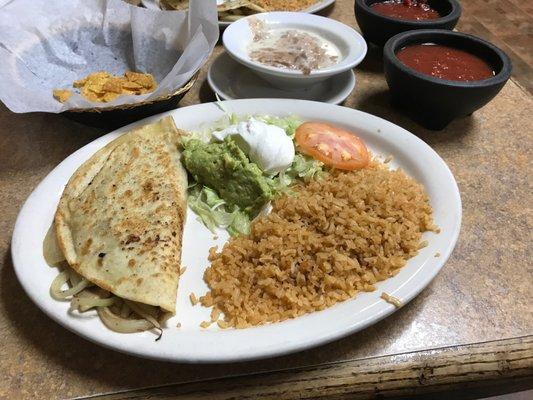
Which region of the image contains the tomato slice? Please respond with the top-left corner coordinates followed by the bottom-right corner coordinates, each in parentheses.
top-left (295, 122), bottom-right (370, 170)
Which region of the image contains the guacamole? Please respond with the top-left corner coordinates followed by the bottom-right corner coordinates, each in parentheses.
top-left (182, 138), bottom-right (274, 213)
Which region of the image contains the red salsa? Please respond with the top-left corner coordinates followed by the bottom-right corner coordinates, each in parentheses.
top-left (371, 0), bottom-right (440, 21)
top-left (396, 44), bottom-right (495, 81)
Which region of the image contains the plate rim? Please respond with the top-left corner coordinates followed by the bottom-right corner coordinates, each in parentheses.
top-left (11, 98), bottom-right (462, 363)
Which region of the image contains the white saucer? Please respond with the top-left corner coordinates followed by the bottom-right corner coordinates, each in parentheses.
top-left (207, 52), bottom-right (356, 104)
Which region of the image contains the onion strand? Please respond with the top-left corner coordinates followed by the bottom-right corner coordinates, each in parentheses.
top-left (61, 278), bottom-right (91, 298)
top-left (97, 306), bottom-right (153, 333)
top-left (50, 271), bottom-right (70, 300)
top-left (71, 296), bottom-right (115, 312)
top-left (125, 300), bottom-right (163, 341)
top-left (68, 268), bottom-right (83, 286)
top-left (51, 271), bottom-right (91, 300)
top-left (119, 301), bottom-right (131, 318)
top-left (50, 265), bottom-right (164, 337)
top-left (125, 300), bottom-right (161, 329)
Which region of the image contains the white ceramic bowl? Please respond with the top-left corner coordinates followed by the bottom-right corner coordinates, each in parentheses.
top-left (222, 12), bottom-right (368, 89)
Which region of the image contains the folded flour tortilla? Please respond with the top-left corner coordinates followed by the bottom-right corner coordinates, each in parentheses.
top-left (54, 116), bottom-right (187, 314)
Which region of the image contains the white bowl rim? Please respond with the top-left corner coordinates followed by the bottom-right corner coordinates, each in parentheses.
top-left (222, 11), bottom-right (368, 78)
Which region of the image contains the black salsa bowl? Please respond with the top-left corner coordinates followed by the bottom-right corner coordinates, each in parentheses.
top-left (383, 29), bottom-right (512, 130)
top-left (354, 0), bottom-right (461, 47)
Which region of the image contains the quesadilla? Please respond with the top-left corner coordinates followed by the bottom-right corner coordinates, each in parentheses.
top-left (46, 116), bottom-right (188, 334)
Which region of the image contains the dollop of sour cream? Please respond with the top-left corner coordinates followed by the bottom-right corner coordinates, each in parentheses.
top-left (213, 118), bottom-right (295, 174)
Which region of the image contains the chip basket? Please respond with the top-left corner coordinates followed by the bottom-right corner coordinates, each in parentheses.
top-left (64, 72), bottom-right (199, 130)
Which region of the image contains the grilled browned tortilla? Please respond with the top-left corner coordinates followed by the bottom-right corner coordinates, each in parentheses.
top-left (54, 117), bottom-right (187, 313)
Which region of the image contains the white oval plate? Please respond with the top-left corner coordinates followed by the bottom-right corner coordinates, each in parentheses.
top-left (141, 0), bottom-right (336, 28)
top-left (11, 99), bottom-right (461, 363)
top-left (208, 52), bottom-right (356, 104)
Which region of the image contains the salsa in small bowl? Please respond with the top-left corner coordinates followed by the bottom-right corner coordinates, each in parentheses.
top-left (383, 29), bottom-right (512, 130)
top-left (354, 0), bottom-right (461, 46)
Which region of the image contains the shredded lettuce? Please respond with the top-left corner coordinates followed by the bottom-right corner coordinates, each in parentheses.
top-left (193, 111), bottom-right (301, 141)
top-left (287, 153), bottom-right (324, 182)
top-left (271, 154), bottom-right (324, 193)
top-left (254, 115), bottom-right (302, 138)
top-left (227, 211), bottom-right (251, 236)
top-left (188, 186), bottom-right (251, 236)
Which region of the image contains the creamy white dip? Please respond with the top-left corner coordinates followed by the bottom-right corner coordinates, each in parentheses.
top-left (248, 27), bottom-right (341, 74)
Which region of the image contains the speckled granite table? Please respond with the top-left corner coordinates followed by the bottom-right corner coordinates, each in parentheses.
top-left (0, 1), bottom-right (532, 399)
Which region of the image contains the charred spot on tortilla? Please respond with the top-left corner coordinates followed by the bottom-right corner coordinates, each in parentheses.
top-left (125, 234), bottom-right (141, 245)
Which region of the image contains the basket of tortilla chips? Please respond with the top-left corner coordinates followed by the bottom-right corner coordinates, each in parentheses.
top-left (61, 71), bottom-right (199, 129)
top-left (0, 0), bottom-right (218, 128)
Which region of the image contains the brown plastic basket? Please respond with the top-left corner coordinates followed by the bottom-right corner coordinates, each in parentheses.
top-left (64, 72), bottom-right (199, 130)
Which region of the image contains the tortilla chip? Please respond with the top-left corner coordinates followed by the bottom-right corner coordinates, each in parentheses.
top-left (102, 77), bottom-right (124, 94)
top-left (121, 81), bottom-right (144, 93)
top-left (52, 89), bottom-right (72, 103)
top-left (74, 71), bottom-right (109, 88)
top-left (63, 71), bottom-right (157, 103)
top-left (124, 71), bottom-right (157, 89)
